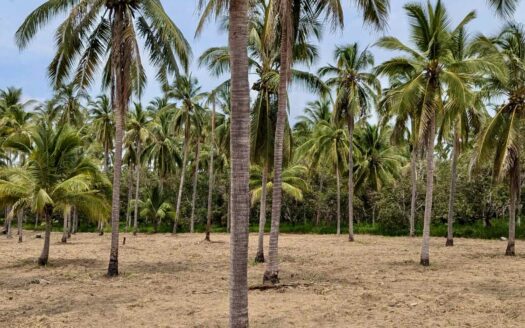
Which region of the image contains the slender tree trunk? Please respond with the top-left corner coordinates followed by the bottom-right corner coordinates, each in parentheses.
top-left (190, 141), bottom-right (201, 233)
top-left (409, 145), bottom-right (417, 237)
top-left (226, 190), bottom-right (231, 233)
top-left (107, 6), bottom-right (131, 277)
top-left (336, 162), bottom-right (341, 235)
top-left (38, 206), bottom-right (53, 266)
top-left (17, 210), bottom-right (23, 243)
top-left (506, 160), bottom-right (519, 256)
top-left (446, 127), bottom-right (459, 246)
top-left (316, 177), bottom-right (323, 225)
top-left (173, 133), bottom-right (189, 234)
top-left (35, 213), bottom-right (39, 230)
top-left (229, 0), bottom-right (250, 325)
top-left (126, 165), bottom-right (133, 231)
top-left (347, 115), bottom-right (354, 241)
top-left (205, 102), bottom-right (216, 241)
top-left (264, 0), bottom-right (292, 286)
top-left (72, 207), bottom-right (77, 234)
top-left (6, 215), bottom-right (12, 239)
top-left (420, 109), bottom-right (436, 266)
top-left (133, 141), bottom-right (142, 236)
top-left (61, 211), bottom-right (68, 243)
top-left (255, 163), bottom-right (269, 263)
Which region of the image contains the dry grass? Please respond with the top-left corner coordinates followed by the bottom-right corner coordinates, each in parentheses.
top-left (1, 231), bottom-right (525, 327)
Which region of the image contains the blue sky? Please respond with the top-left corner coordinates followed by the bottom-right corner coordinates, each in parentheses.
top-left (0, 0), bottom-right (523, 123)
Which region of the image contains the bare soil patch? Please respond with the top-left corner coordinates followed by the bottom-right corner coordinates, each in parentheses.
top-left (1, 232), bottom-right (524, 327)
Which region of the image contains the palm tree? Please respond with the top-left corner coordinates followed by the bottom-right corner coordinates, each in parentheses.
top-left (144, 103), bottom-right (181, 192)
top-left (52, 84), bottom-right (89, 128)
top-left (228, 0), bottom-right (251, 325)
top-left (378, 76), bottom-right (419, 236)
top-left (353, 124), bottom-right (405, 220)
top-left (205, 84), bottom-right (231, 241)
top-left (250, 164), bottom-right (308, 207)
top-left (319, 43), bottom-right (380, 242)
top-left (17, 0), bottom-right (191, 277)
top-left (297, 120), bottom-right (348, 235)
top-left (0, 124), bottom-right (110, 265)
top-left (265, 0), bottom-right (388, 285)
top-left (90, 95), bottom-right (114, 173)
top-left (126, 103), bottom-right (151, 235)
top-left (439, 27), bottom-right (487, 246)
top-left (165, 75), bottom-right (206, 233)
top-left (375, 0), bottom-right (501, 265)
top-left (472, 23), bottom-right (525, 256)
top-left (135, 185), bottom-right (174, 233)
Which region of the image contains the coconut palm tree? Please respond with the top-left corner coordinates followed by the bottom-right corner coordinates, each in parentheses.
top-left (319, 43), bottom-right (381, 242)
top-left (17, 0), bottom-right (191, 277)
top-left (228, 0), bottom-right (251, 325)
top-left (144, 105), bottom-right (181, 192)
top-left (205, 83), bottom-right (231, 241)
top-left (90, 95), bottom-right (114, 173)
top-left (126, 103), bottom-right (151, 235)
top-left (52, 84), bottom-right (89, 128)
top-left (353, 124), bottom-right (405, 206)
top-left (439, 27), bottom-right (488, 246)
top-left (378, 75), bottom-right (421, 237)
top-left (375, 0), bottom-right (502, 265)
top-left (135, 185), bottom-right (174, 233)
top-left (164, 75), bottom-right (206, 233)
top-left (265, 0), bottom-right (388, 285)
top-left (472, 23), bottom-right (525, 256)
top-left (297, 120), bottom-right (348, 235)
top-left (0, 124), bottom-right (110, 266)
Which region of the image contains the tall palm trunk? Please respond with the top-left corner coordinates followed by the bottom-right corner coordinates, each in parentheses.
top-left (190, 141), bottom-right (201, 233)
top-left (72, 207), bottom-right (77, 234)
top-left (17, 210), bottom-right (23, 243)
top-left (108, 6), bottom-right (132, 277)
top-left (6, 206), bottom-right (12, 238)
top-left (506, 159), bottom-right (520, 256)
top-left (347, 114), bottom-right (354, 241)
top-left (446, 127), bottom-right (459, 246)
top-left (126, 166), bottom-right (133, 231)
top-left (409, 145), bottom-right (417, 237)
top-left (255, 162), bottom-right (269, 263)
top-left (264, 0), bottom-right (291, 285)
top-left (420, 108), bottom-right (436, 266)
top-left (205, 102), bottom-right (216, 241)
top-left (133, 141), bottom-right (142, 236)
top-left (315, 176), bottom-right (323, 225)
top-left (38, 206), bottom-right (53, 266)
top-left (35, 213), bottom-right (39, 230)
top-left (173, 133), bottom-right (189, 234)
top-left (336, 161), bottom-right (341, 235)
top-left (61, 210), bottom-right (69, 243)
top-left (229, 0), bottom-right (250, 325)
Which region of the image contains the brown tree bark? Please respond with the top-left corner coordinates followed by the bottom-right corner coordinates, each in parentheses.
top-left (446, 127), bottom-right (459, 246)
top-left (264, 0), bottom-right (292, 285)
top-left (205, 101), bottom-right (216, 241)
top-left (173, 131), bottom-right (189, 234)
top-left (506, 159), bottom-right (520, 256)
top-left (17, 209), bottom-right (23, 243)
top-left (133, 141), bottom-right (142, 236)
top-left (336, 161), bottom-right (341, 235)
top-left (255, 162), bottom-right (269, 263)
top-left (38, 206), bottom-right (53, 266)
top-left (347, 114), bottom-right (354, 241)
top-left (409, 145), bottom-right (417, 237)
top-left (229, 0), bottom-right (251, 325)
top-left (107, 5), bottom-right (132, 277)
top-left (420, 108), bottom-right (436, 266)
top-left (190, 140), bottom-right (201, 233)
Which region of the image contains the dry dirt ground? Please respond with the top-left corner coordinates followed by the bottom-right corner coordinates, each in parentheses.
top-left (1, 232), bottom-right (525, 327)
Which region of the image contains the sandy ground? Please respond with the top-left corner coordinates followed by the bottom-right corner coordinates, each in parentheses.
top-left (1, 231), bottom-right (524, 328)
